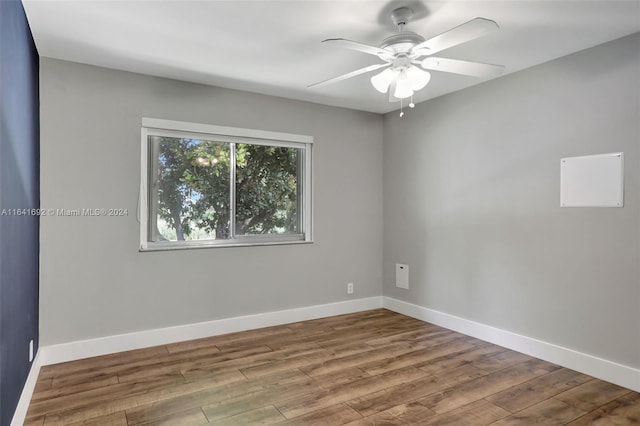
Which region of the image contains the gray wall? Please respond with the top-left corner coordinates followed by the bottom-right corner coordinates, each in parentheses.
top-left (383, 33), bottom-right (640, 369)
top-left (39, 58), bottom-right (383, 346)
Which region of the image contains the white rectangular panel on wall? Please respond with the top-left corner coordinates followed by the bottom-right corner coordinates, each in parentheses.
top-left (560, 152), bottom-right (623, 207)
top-left (395, 264), bottom-right (409, 289)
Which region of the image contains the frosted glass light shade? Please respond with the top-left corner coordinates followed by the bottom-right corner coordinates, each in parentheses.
top-left (393, 70), bottom-right (414, 99)
top-left (406, 66), bottom-right (431, 90)
top-left (372, 66), bottom-right (430, 99)
top-left (370, 68), bottom-right (396, 93)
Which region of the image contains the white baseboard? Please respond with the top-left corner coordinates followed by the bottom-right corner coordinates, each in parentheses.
top-left (39, 296), bottom-right (383, 366)
top-left (383, 296), bottom-right (640, 392)
top-left (10, 352), bottom-right (43, 426)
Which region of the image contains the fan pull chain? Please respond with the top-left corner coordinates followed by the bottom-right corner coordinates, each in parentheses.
top-left (409, 95), bottom-right (415, 108)
top-left (399, 98), bottom-right (404, 117)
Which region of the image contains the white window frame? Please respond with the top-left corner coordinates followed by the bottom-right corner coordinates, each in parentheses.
top-left (140, 118), bottom-right (313, 251)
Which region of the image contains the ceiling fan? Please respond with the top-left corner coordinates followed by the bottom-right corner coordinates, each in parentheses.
top-left (309, 7), bottom-right (505, 112)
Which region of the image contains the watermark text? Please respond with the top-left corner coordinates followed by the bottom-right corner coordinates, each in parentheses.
top-left (1, 208), bottom-right (129, 217)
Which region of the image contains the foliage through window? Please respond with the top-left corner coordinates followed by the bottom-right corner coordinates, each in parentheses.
top-left (141, 120), bottom-right (312, 250)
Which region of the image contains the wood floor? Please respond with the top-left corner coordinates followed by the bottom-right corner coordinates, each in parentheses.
top-left (25, 309), bottom-right (639, 425)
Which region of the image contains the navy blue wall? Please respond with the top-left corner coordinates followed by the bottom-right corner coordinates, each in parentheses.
top-left (0, 0), bottom-right (40, 424)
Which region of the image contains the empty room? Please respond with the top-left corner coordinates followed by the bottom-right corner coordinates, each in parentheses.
top-left (1, 0), bottom-right (639, 424)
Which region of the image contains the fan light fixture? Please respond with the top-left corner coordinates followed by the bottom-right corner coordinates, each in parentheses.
top-left (370, 68), bottom-right (397, 93)
top-left (309, 7), bottom-right (505, 117)
top-left (371, 65), bottom-right (430, 99)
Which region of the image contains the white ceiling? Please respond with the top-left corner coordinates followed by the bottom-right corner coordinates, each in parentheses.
top-left (22, 0), bottom-right (640, 114)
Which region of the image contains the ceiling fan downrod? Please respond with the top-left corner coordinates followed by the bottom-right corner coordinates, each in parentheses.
top-left (391, 7), bottom-right (413, 29)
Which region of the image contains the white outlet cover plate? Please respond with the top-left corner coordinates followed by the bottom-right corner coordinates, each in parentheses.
top-left (396, 264), bottom-right (409, 289)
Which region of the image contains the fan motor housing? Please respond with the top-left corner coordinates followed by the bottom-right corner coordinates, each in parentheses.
top-left (379, 31), bottom-right (425, 54)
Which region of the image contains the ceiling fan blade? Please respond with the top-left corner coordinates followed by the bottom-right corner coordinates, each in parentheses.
top-left (323, 38), bottom-right (393, 58)
top-left (421, 57), bottom-right (505, 78)
top-left (308, 63), bottom-right (390, 88)
top-left (410, 18), bottom-right (499, 56)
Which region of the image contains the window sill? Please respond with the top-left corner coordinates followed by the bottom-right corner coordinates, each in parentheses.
top-left (139, 239), bottom-right (313, 252)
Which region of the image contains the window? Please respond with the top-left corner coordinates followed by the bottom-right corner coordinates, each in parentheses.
top-left (140, 118), bottom-right (312, 250)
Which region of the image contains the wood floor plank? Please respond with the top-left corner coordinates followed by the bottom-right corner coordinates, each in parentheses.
top-left (490, 397), bottom-right (587, 425)
top-left (359, 338), bottom-right (478, 376)
top-left (259, 313), bottom-right (413, 352)
top-left (423, 399), bottom-right (510, 425)
top-left (119, 344), bottom-right (273, 383)
top-left (23, 415), bottom-right (45, 426)
top-left (346, 364), bottom-right (487, 417)
top-left (157, 341), bottom-right (222, 359)
top-left (239, 345), bottom-right (353, 379)
top-left (40, 346), bottom-right (170, 380)
top-left (215, 328), bottom-right (310, 352)
top-left (25, 309), bottom-right (635, 426)
top-left (330, 310), bottom-right (419, 331)
top-left (266, 327), bottom-right (383, 353)
top-left (164, 336), bottom-right (221, 355)
top-left (46, 369), bottom-right (124, 391)
top-left (44, 411), bottom-right (128, 426)
top-left (38, 374), bottom-right (210, 424)
top-left (566, 391), bottom-right (640, 425)
top-left (363, 326), bottom-right (448, 348)
top-left (208, 405), bottom-right (286, 425)
top-left (429, 363), bottom-right (492, 384)
top-left (34, 377), bottom-right (53, 393)
top-left (30, 374), bottom-right (120, 403)
top-left (345, 376), bottom-right (439, 418)
top-left (28, 373), bottom-right (186, 419)
top-left (118, 368), bottom-right (187, 386)
top-left (418, 343), bottom-right (506, 376)
top-left (127, 369), bottom-right (310, 425)
top-left (486, 367), bottom-right (593, 413)
top-left (469, 349), bottom-right (537, 373)
top-left (135, 407), bottom-right (209, 426)
top-left (167, 323), bottom-right (295, 354)
top-left (299, 342), bottom-right (427, 377)
top-left (417, 358), bottom-right (558, 414)
top-left (554, 378), bottom-right (631, 412)
top-left (201, 376), bottom-right (321, 422)
top-left (313, 331), bottom-right (382, 351)
top-left (305, 366), bottom-right (372, 390)
top-left (345, 401), bottom-right (436, 425)
top-left (67, 411), bottom-right (129, 426)
top-left (278, 403), bottom-right (362, 425)
top-left (287, 309), bottom-right (389, 330)
top-left (175, 366), bottom-right (245, 387)
top-left (179, 343), bottom-right (317, 380)
top-left (409, 330), bottom-right (474, 349)
top-left (275, 366), bottom-right (430, 419)
top-left (44, 343), bottom-right (234, 390)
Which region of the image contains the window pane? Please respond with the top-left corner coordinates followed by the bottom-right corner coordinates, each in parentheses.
top-left (151, 136), bottom-right (230, 241)
top-left (235, 144), bottom-right (300, 235)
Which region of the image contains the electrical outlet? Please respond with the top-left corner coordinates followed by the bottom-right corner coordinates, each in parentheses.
top-left (29, 339), bottom-right (34, 362)
top-left (347, 282), bottom-right (354, 294)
